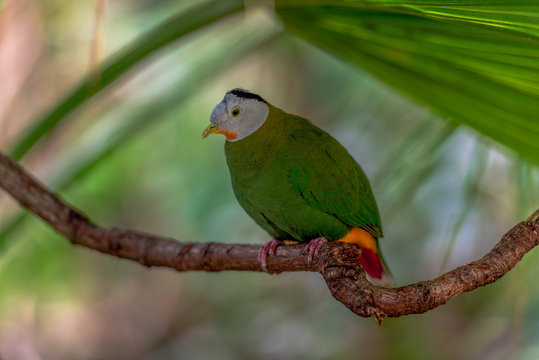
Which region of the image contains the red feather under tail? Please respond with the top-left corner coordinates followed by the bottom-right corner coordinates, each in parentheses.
top-left (360, 248), bottom-right (395, 287)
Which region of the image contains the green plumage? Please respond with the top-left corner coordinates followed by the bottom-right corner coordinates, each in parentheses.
top-left (225, 104), bottom-right (382, 243)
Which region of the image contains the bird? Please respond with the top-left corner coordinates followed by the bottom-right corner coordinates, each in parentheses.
top-left (203, 89), bottom-right (394, 286)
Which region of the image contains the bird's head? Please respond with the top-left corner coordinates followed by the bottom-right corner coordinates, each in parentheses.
top-left (202, 89), bottom-right (269, 142)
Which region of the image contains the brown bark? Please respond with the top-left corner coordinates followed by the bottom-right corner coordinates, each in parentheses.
top-left (0, 151), bottom-right (537, 322)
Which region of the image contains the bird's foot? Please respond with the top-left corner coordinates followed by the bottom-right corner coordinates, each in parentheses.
top-left (258, 238), bottom-right (283, 272)
top-left (305, 237), bottom-right (327, 265)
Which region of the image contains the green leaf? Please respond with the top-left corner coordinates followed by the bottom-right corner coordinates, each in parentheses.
top-left (276, 1), bottom-right (539, 163)
top-left (9, 0), bottom-right (244, 161)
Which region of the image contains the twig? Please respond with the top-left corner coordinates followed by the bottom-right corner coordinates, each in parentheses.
top-left (0, 151), bottom-right (537, 322)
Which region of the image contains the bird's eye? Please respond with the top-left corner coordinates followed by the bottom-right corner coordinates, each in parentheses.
top-left (231, 107), bottom-right (241, 117)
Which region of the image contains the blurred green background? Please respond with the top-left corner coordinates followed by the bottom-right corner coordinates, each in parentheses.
top-left (0, 0), bottom-right (538, 359)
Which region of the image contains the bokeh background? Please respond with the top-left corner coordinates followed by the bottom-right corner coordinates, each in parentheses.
top-left (0, 1), bottom-right (538, 359)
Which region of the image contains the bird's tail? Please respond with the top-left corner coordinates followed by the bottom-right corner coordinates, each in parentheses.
top-left (361, 241), bottom-right (395, 287)
top-left (339, 227), bottom-right (395, 287)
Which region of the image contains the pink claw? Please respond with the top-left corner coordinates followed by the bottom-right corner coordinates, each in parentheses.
top-left (305, 237), bottom-right (327, 265)
top-left (258, 238), bottom-right (283, 272)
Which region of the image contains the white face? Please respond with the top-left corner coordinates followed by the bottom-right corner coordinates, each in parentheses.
top-left (207, 92), bottom-right (269, 142)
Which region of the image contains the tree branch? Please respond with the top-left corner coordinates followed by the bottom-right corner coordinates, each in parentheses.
top-left (0, 151), bottom-right (537, 322)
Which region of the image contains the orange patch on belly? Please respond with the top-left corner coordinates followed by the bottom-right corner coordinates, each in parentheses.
top-left (339, 227), bottom-right (383, 280)
top-left (338, 227), bottom-right (377, 253)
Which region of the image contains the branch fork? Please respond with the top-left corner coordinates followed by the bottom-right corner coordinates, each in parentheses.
top-left (0, 152), bottom-right (537, 321)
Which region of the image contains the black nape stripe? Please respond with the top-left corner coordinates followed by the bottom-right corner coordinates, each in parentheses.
top-left (227, 88), bottom-right (267, 103)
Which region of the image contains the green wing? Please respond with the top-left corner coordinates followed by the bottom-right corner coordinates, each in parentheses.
top-left (285, 119), bottom-right (383, 238)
